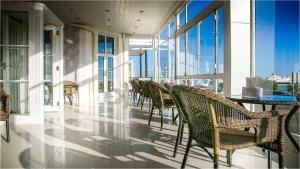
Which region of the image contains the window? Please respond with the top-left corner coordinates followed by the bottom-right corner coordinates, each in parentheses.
top-left (187, 24), bottom-right (197, 75)
top-left (107, 56), bottom-right (113, 92)
top-left (98, 35), bottom-right (114, 93)
top-left (178, 33), bottom-right (186, 76)
top-left (199, 13), bottom-right (215, 74)
top-left (159, 42), bottom-right (168, 81)
top-left (160, 26), bottom-right (168, 44)
top-left (146, 50), bottom-right (154, 78)
top-left (98, 35), bottom-right (105, 53)
top-left (187, 0), bottom-right (213, 22)
top-left (106, 36), bottom-right (114, 54)
top-left (98, 56), bottom-right (104, 92)
top-left (217, 7), bottom-right (224, 74)
top-left (255, 1), bottom-right (299, 96)
top-left (179, 9), bottom-right (186, 28)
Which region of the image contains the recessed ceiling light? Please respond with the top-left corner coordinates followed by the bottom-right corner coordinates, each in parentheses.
top-left (137, 19), bottom-right (141, 22)
top-left (139, 10), bottom-right (144, 13)
top-left (105, 9), bottom-right (110, 12)
top-left (107, 18), bottom-right (111, 21)
top-left (75, 17), bottom-right (79, 20)
top-left (106, 25), bottom-right (111, 27)
top-left (69, 8), bottom-right (75, 11)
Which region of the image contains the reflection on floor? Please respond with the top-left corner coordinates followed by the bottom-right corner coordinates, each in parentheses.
top-left (0, 98), bottom-right (299, 168)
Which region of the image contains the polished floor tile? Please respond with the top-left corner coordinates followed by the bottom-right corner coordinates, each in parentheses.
top-left (0, 98), bottom-right (299, 168)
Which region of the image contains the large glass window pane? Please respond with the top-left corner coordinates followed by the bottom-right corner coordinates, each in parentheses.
top-left (44, 30), bottom-right (53, 106)
top-left (187, 24), bottom-right (197, 75)
top-left (199, 13), bottom-right (215, 74)
top-left (187, 0), bottom-right (213, 22)
top-left (170, 19), bottom-right (175, 38)
top-left (217, 7), bottom-right (224, 74)
top-left (179, 9), bottom-right (186, 28)
top-left (0, 11), bottom-right (29, 114)
top-left (255, 1), bottom-right (299, 139)
top-left (106, 36), bottom-right (114, 54)
top-left (98, 56), bottom-right (104, 93)
top-left (170, 38), bottom-right (175, 82)
top-left (159, 42), bottom-right (168, 81)
top-left (98, 35), bottom-right (105, 53)
top-left (160, 26), bottom-right (168, 44)
top-left (129, 55), bottom-right (140, 78)
top-left (178, 33), bottom-right (185, 76)
top-left (107, 56), bottom-right (113, 92)
top-left (146, 50), bottom-right (154, 78)
top-left (141, 53), bottom-right (145, 77)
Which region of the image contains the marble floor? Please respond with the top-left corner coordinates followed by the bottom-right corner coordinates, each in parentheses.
top-left (0, 98), bottom-right (299, 168)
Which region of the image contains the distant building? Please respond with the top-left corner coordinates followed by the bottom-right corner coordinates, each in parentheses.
top-left (266, 73), bottom-right (291, 83)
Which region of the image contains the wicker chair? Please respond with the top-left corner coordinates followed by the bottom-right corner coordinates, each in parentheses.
top-left (170, 85), bottom-right (289, 169)
top-left (132, 80), bottom-right (143, 106)
top-left (129, 80), bottom-right (138, 103)
top-left (0, 89), bottom-right (10, 142)
top-left (139, 81), bottom-right (152, 111)
top-left (147, 81), bottom-right (176, 130)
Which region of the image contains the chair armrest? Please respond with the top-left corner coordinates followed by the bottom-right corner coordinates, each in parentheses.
top-left (248, 110), bottom-right (289, 119)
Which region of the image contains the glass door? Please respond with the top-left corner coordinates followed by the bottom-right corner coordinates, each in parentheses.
top-left (0, 11), bottom-right (29, 114)
top-left (44, 30), bottom-right (53, 106)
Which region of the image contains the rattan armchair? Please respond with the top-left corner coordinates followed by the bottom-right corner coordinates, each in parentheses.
top-left (139, 81), bottom-right (152, 111)
top-left (147, 81), bottom-right (176, 130)
top-left (129, 80), bottom-right (137, 103)
top-left (170, 85), bottom-right (289, 169)
top-left (0, 89), bottom-right (10, 142)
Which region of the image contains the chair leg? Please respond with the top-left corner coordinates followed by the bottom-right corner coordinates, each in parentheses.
top-left (171, 108), bottom-right (175, 121)
top-left (267, 151), bottom-right (272, 169)
top-left (173, 119), bottom-right (182, 157)
top-left (278, 153), bottom-right (284, 169)
top-left (68, 95), bottom-right (72, 105)
top-left (213, 147), bottom-right (219, 169)
top-left (180, 123), bottom-right (184, 145)
top-left (141, 96), bottom-right (145, 110)
top-left (226, 150), bottom-right (232, 167)
top-left (6, 120), bottom-right (9, 142)
top-left (181, 135), bottom-right (192, 169)
top-left (148, 100), bottom-right (151, 113)
top-left (160, 110), bottom-right (163, 130)
top-left (137, 95), bottom-right (140, 107)
top-left (148, 105), bottom-right (154, 126)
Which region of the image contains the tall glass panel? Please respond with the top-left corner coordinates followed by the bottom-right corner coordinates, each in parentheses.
top-left (98, 56), bottom-right (104, 93)
top-left (179, 9), bottom-right (186, 28)
top-left (178, 33), bottom-right (185, 76)
top-left (187, 0), bottom-right (213, 22)
top-left (98, 35), bottom-right (105, 53)
top-left (255, 1), bottom-right (299, 139)
top-left (107, 56), bottom-right (113, 92)
top-left (159, 26), bottom-right (168, 45)
top-left (146, 50), bottom-right (154, 78)
top-left (141, 53), bottom-right (145, 77)
top-left (0, 11), bottom-right (29, 114)
top-left (44, 30), bottom-right (53, 106)
top-left (256, 1), bottom-right (299, 96)
top-left (199, 13), bottom-right (215, 74)
top-left (129, 55), bottom-right (140, 78)
top-left (106, 36), bottom-right (114, 54)
top-left (187, 25), bottom-right (197, 75)
top-left (217, 7), bottom-right (224, 94)
top-left (159, 42), bottom-right (168, 81)
top-left (170, 20), bottom-right (175, 81)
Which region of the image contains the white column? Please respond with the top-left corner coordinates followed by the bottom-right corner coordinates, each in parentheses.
top-left (28, 3), bottom-right (44, 123)
top-left (224, 0), bottom-right (251, 96)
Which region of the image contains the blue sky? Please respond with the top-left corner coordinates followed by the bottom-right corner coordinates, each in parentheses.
top-left (256, 0), bottom-right (299, 77)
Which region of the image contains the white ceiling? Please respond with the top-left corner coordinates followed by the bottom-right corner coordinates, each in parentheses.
top-left (42, 0), bottom-right (182, 36)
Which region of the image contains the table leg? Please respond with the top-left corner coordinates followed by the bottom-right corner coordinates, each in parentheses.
top-left (285, 105), bottom-right (299, 152)
top-left (271, 105), bottom-right (276, 111)
top-left (262, 104), bottom-right (266, 111)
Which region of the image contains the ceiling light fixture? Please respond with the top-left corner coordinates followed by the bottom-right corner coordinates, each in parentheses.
top-left (105, 9), bottom-right (110, 12)
top-left (75, 17), bottom-right (79, 20)
top-left (139, 10), bottom-right (144, 13)
top-left (69, 8), bottom-right (74, 11)
top-left (107, 19), bottom-right (111, 21)
top-left (137, 19), bottom-right (141, 22)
